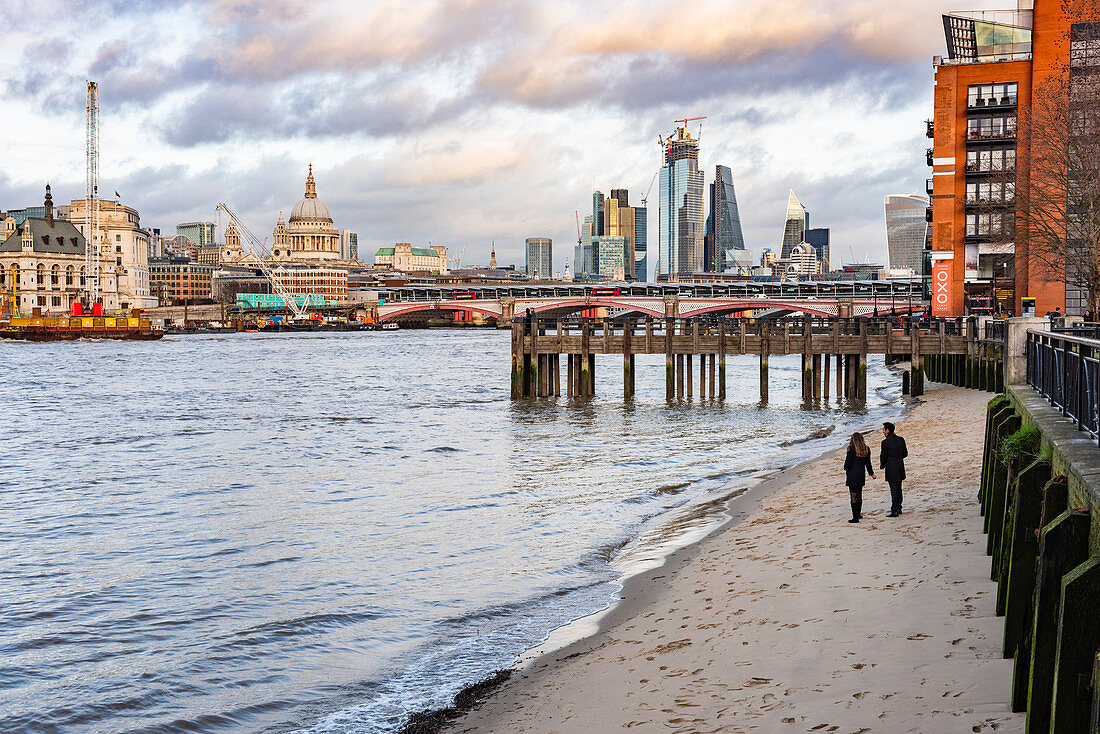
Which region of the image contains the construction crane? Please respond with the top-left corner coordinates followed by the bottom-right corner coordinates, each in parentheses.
top-left (640, 171), bottom-right (658, 208)
top-left (575, 210), bottom-right (582, 249)
top-left (84, 81), bottom-right (101, 306)
top-left (448, 246), bottom-right (467, 269)
top-left (674, 116), bottom-right (707, 128)
top-left (215, 203), bottom-right (309, 321)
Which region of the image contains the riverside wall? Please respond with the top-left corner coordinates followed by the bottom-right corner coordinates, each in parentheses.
top-left (979, 386), bottom-right (1100, 733)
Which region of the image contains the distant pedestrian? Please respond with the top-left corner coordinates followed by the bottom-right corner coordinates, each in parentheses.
top-left (880, 422), bottom-right (909, 517)
top-left (1047, 307), bottom-right (1062, 322)
top-left (1085, 309), bottom-right (1095, 323)
top-left (843, 432), bottom-right (875, 523)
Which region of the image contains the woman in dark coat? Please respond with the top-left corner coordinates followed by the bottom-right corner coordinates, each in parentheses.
top-left (843, 432), bottom-right (875, 523)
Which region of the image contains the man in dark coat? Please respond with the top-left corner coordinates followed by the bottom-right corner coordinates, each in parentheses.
top-left (880, 422), bottom-right (908, 517)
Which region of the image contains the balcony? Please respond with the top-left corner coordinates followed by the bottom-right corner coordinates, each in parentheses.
top-left (967, 126), bottom-right (1017, 143)
top-left (926, 178), bottom-right (934, 196)
top-left (926, 148), bottom-right (934, 167)
top-left (925, 207), bottom-right (933, 223)
top-left (925, 119), bottom-right (935, 139)
top-left (966, 163), bottom-right (1017, 175)
top-left (968, 96), bottom-right (1019, 112)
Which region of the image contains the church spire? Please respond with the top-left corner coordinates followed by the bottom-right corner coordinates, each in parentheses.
top-left (489, 241), bottom-right (497, 269)
top-left (44, 183), bottom-right (53, 226)
top-left (305, 164), bottom-right (317, 199)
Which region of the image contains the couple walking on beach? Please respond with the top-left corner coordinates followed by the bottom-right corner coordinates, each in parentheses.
top-left (842, 423), bottom-right (908, 522)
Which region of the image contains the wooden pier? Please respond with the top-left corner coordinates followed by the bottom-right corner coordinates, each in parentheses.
top-left (511, 317), bottom-right (975, 402)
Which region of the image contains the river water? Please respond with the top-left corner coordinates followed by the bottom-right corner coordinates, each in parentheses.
top-left (0, 330), bottom-right (905, 733)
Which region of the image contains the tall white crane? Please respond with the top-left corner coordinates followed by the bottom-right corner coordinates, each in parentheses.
top-left (216, 203), bottom-right (309, 321)
top-left (84, 81), bottom-right (101, 305)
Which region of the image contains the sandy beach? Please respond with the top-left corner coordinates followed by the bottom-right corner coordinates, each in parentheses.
top-left (451, 384), bottom-right (1021, 733)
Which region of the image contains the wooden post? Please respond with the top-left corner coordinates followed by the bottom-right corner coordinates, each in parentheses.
top-left (760, 321), bottom-right (770, 403)
top-left (708, 353), bottom-right (716, 399)
top-left (645, 318), bottom-right (653, 354)
top-left (812, 354), bottom-right (822, 401)
top-left (552, 353), bottom-right (560, 397)
top-left (1026, 509), bottom-right (1091, 734)
top-left (511, 320), bottom-right (524, 399)
top-left (718, 321), bottom-right (727, 400)
top-left (858, 319), bottom-right (868, 401)
top-left (623, 322), bottom-right (634, 401)
top-left (677, 353), bottom-right (685, 399)
top-left (1051, 560), bottom-right (1100, 733)
top-left (687, 354), bottom-right (694, 398)
top-left (1002, 461), bottom-right (1051, 659)
top-left (665, 319), bottom-right (674, 401)
top-left (530, 319), bottom-right (540, 397)
top-left (836, 353), bottom-right (843, 396)
top-left (567, 353), bottom-right (574, 397)
top-left (823, 353), bottom-right (831, 400)
top-left (580, 321), bottom-right (591, 398)
top-left (802, 316), bottom-right (813, 403)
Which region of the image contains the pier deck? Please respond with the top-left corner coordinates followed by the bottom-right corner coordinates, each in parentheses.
top-left (511, 317), bottom-right (985, 402)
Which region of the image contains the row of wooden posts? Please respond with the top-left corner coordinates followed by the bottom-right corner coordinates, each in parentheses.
top-left (509, 317), bottom-right (968, 402)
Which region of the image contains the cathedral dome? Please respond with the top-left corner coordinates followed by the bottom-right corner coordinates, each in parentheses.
top-left (288, 164), bottom-right (332, 223)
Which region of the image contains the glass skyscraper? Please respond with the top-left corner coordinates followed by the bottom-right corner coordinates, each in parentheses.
top-left (176, 221), bottom-right (216, 247)
top-left (805, 227), bottom-right (830, 267)
top-left (884, 194), bottom-right (930, 273)
top-left (634, 206), bottom-right (647, 281)
top-left (780, 191), bottom-right (808, 259)
top-left (658, 127), bottom-right (704, 276)
top-left (705, 164), bottom-right (746, 272)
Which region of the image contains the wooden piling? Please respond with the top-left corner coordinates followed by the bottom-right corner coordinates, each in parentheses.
top-left (566, 353), bottom-right (574, 397)
top-left (687, 354), bottom-right (694, 399)
top-left (759, 322), bottom-right (770, 403)
top-left (665, 319), bottom-right (674, 402)
top-left (511, 321), bottom-right (524, 399)
top-left (580, 322), bottom-right (591, 398)
top-left (708, 353), bottom-right (715, 399)
top-left (823, 353), bottom-right (831, 400)
top-left (623, 322), bottom-right (634, 401)
top-left (718, 322), bottom-right (727, 400)
top-left (1026, 509), bottom-right (1091, 734)
top-left (677, 353), bottom-right (685, 399)
top-left (1051, 558), bottom-right (1100, 733)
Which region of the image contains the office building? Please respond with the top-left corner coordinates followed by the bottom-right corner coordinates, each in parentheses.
top-left (149, 256), bottom-right (215, 304)
top-left (338, 229), bottom-right (359, 261)
top-left (606, 190), bottom-right (636, 279)
top-left (805, 227), bottom-right (831, 267)
top-left (373, 243), bottom-right (448, 274)
top-left (658, 125), bottom-right (705, 276)
top-left (176, 221), bottom-right (215, 247)
top-left (575, 214), bottom-right (595, 277)
top-left (780, 190), bottom-right (809, 259)
top-left (705, 165), bottom-right (747, 272)
top-left (525, 237), bottom-right (552, 278)
top-left (929, 0), bottom-right (1100, 315)
top-left (594, 235), bottom-right (628, 280)
top-left (63, 196), bottom-right (157, 309)
top-left (884, 195), bottom-right (930, 274)
top-left (634, 205), bottom-right (648, 282)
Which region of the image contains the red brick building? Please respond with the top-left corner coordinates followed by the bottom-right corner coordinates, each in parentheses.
top-left (149, 257), bottom-right (214, 304)
top-left (930, 0), bottom-right (1100, 316)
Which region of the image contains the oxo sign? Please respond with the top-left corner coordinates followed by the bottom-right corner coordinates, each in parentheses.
top-left (932, 260), bottom-right (952, 315)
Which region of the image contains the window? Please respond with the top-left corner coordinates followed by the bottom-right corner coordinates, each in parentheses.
top-left (115, 234), bottom-right (122, 242)
top-left (966, 148), bottom-right (1016, 172)
top-left (1071, 22), bottom-right (1100, 71)
top-left (966, 211), bottom-right (1015, 237)
top-left (37, 264), bottom-right (44, 285)
top-left (968, 115), bottom-right (1017, 139)
top-left (967, 83), bottom-right (1019, 108)
top-left (50, 264), bottom-right (59, 286)
top-left (51, 296), bottom-right (61, 307)
top-left (966, 181), bottom-right (1015, 204)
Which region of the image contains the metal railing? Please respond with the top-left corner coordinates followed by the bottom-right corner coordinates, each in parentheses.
top-left (1027, 329), bottom-right (1100, 442)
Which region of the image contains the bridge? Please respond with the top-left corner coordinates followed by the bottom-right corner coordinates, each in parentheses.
top-left (375, 283), bottom-right (924, 324)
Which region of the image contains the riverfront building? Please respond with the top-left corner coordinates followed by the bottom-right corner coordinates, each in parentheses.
top-left (61, 196), bottom-right (157, 309)
top-left (525, 237), bottom-right (552, 278)
top-left (704, 165), bottom-right (747, 273)
top-left (373, 243), bottom-right (448, 274)
top-left (658, 126), bottom-right (705, 277)
top-left (149, 256), bottom-right (214, 304)
top-left (929, 0), bottom-right (1100, 316)
top-left (0, 187), bottom-right (93, 316)
top-left (885, 194), bottom-right (930, 274)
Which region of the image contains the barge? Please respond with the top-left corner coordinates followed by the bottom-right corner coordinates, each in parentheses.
top-left (0, 316), bottom-right (163, 341)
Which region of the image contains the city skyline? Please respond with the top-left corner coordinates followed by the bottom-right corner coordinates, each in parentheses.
top-left (1, 0), bottom-right (1011, 272)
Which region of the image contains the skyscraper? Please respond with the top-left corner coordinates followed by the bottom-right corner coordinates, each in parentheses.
top-left (575, 214), bottom-right (595, 276)
top-left (525, 237), bottom-right (552, 278)
top-left (805, 227), bottom-right (831, 268)
top-left (606, 189), bottom-right (636, 279)
top-left (705, 164), bottom-right (746, 272)
top-left (634, 206), bottom-right (648, 281)
top-left (780, 191), bottom-right (808, 259)
top-left (658, 126), bottom-right (705, 276)
top-left (884, 194), bottom-right (930, 274)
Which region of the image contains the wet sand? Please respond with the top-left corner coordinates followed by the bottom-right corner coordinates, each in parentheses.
top-left (451, 385), bottom-right (1021, 733)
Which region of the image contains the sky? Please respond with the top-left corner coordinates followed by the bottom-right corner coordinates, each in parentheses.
top-left (0, 0), bottom-right (1008, 277)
